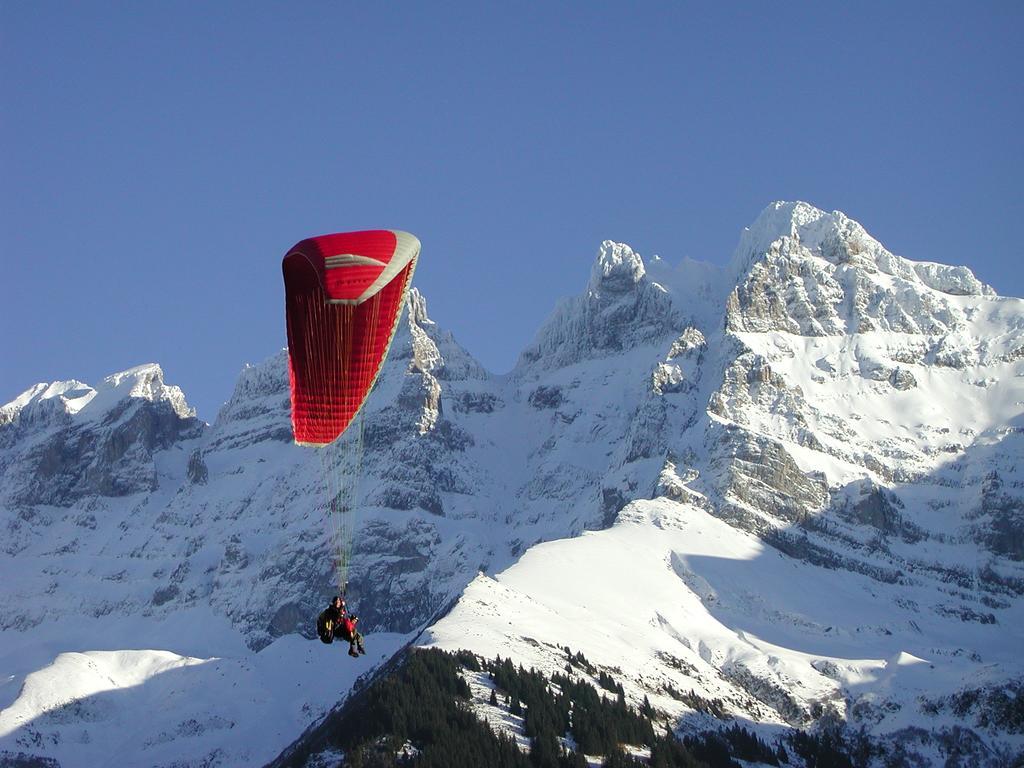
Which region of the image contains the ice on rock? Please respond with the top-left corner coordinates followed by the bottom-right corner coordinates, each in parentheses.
top-left (730, 200), bottom-right (993, 299)
top-left (729, 201), bottom-right (827, 277)
top-left (407, 286), bottom-right (433, 326)
top-left (913, 260), bottom-right (994, 296)
top-left (521, 239), bottom-right (679, 370)
top-left (667, 327), bottom-right (707, 359)
top-left (588, 240), bottom-right (646, 293)
top-left (651, 362), bottom-right (686, 394)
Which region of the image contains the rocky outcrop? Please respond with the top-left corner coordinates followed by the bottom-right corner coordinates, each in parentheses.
top-left (712, 427), bottom-right (829, 527)
top-left (973, 471), bottom-right (1024, 561)
top-left (840, 481), bottom-right (903, 534)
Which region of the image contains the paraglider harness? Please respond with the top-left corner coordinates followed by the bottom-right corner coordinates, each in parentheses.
top-left (316, 610), bottom-right (358, 645)
top-left (316, 589), bottom-right (356, 645)
top-left (316, 609), bottom-right (337, 644)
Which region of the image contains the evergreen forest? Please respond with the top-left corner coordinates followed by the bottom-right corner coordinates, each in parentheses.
top-left (268, 647), bottom-right (860, 768)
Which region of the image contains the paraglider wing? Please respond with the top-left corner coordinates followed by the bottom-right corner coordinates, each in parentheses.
top-left (283, 230), bottom-right (419, 447)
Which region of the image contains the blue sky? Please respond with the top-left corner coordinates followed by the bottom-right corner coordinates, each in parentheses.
top-left (2, 2), bottom-right (1021, 420)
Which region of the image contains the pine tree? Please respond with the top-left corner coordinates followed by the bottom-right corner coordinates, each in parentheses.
top-left (640, 695), bottom-right (654, 719)
top-left (530, 728), bottom-right (562, 768)
top-left (776, 743), bottom-right (788, 764)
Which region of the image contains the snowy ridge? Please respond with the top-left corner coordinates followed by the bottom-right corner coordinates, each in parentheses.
top-left (1, 364), bottom-right (194, 430)
top-left (428, 497), bottom-right (1023, 764)
top-left (3, 202), bottom-right (1024, 767)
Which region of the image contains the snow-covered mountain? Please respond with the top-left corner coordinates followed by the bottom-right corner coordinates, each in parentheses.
top-left (2, 201), bottom-right (1022, 767)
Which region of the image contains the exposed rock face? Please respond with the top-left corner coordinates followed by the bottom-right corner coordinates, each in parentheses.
top-left (890, 367), bottom-right (917, 390)
top-left (714, 427), bottom-right (829, 527)
top-left (974, 471), bottom-right (1024, 561)
top-left (842, 481), bottom-right (903, 534)
top-left (186, 449), bottom-right (208, 485)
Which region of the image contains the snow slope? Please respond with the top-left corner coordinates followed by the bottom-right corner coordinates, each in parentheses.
top-left (428, 497), bottom-right (1023, 765)
top-left (0, 618), bottom-right (408, 767)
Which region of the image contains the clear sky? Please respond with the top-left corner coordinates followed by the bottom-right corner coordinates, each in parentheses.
top-left (2, 2), bottom-right (1021, 420)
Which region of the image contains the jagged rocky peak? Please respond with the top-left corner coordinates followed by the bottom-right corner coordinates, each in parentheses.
top-left (729, 200), bottom-right (871, 277)
top-left (519, 239), bottom-right (680, 369)
top-left (407, 286), bottom-right (432, 326)
top-left (405, 288), bottom-right (444, 375)
top-left (211, 350), bottom-right (291, 444)
top-left (726, 201), bottom-right (996, 337)
top-left (733, 201), bottom-right (993, 297)
top-left (400, 288), bottom-right (488, 382)
top-left (667, 327), bottom-right (706, 359)
top-left (588, 240), bottom-right (646, 294)
top-left (217, 350), bottom-right (289, 413)
top-left (0, 364), bottom-right (203, 505)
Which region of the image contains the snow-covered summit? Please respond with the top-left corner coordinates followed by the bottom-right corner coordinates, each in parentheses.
top-left (0, 363), bottom-right (203, 509)
top-left (1, 363), bottom-right (195, 432)
top-left (84, 363), bottom-right (196, 421)
top-left (723, 201), bottom-right (1011, 342)
top-left (519, 239), bottom-right (679, 370)
top-left (0, 379), bottom-right (95, 427)
top-left (398, 287), bottom-right (488, 382)
top-left (730, 200), bottom-right (832, 273)
top-left (588, 240), bottom-right (647, 294)
top-left (213, 350), bottom-right (290, 434)
top-left (731, 200), bottom-right (993, 298)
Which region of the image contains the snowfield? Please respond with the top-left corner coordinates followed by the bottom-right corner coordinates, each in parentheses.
top-left (0, 610), bottom-right (410, 767)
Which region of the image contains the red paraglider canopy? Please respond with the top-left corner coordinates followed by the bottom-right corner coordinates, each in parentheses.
top-left (283, 230), bottom-right (419, 447)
